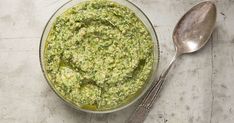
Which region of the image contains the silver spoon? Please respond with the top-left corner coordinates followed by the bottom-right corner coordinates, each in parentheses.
top-left (127, 1), bottom-right (217, 123)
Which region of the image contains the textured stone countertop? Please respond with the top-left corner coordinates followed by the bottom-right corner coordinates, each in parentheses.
top-left (0, 0), bottom-right (234, 123)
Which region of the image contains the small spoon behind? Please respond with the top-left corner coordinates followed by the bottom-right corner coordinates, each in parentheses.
top-left (127, 1), bottom-right (217, 123)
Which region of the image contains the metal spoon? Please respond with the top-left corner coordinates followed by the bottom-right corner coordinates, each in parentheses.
top-left (127, 1), bottom-right (217, 123)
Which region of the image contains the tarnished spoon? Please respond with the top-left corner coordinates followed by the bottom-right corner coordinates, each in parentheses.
top-left (127, 1), bottom-right (217, 123)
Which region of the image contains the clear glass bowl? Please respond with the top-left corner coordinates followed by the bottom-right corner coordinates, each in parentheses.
top-left (39, 0), bottom-right (160, 113)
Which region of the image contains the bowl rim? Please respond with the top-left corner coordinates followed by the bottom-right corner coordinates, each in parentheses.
top-left (39, 0), bottom-right (160, 114)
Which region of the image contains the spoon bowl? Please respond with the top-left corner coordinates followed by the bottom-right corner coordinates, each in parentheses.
top-left (173, 1), bottom-right (217, 54)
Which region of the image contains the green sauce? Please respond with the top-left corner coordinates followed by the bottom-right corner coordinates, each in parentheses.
top-left (44, 0), bottom-right (154, 110)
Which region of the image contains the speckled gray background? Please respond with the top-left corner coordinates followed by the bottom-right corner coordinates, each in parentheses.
top-left (0, 0), bottom-right (234, 123)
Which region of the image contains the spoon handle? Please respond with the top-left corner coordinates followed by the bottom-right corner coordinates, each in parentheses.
top-left (127, 77), bottom-right (164, 123)
top-left (126, 53), bottom-right (178, 123)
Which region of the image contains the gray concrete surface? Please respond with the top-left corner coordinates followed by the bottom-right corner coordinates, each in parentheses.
top-left (0, 0), bottom-right (233, 123)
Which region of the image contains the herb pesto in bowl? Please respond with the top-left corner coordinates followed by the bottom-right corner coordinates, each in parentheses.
top-left (40, 0), bottom-right (159, 113)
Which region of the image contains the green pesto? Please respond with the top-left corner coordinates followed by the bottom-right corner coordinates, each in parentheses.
top-left (44, 0), bottom-right (154, 110)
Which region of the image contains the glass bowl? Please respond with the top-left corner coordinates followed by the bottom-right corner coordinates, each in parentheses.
top-left (39, 0), bottom-right (159, 113)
